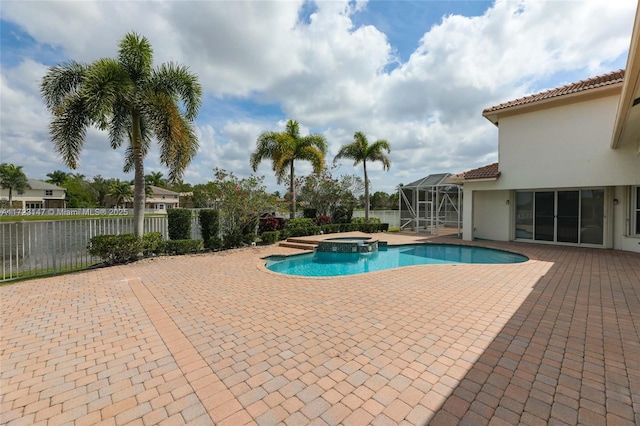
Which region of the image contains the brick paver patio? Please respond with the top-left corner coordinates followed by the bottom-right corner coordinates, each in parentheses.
top-left (1, 233), bottom-right (639, 425)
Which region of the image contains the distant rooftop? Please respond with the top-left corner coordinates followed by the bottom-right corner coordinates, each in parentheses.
top-left (27, 179), bottom-right (64, 190)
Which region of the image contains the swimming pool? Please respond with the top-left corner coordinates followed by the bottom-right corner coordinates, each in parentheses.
top-left (265, 244), bottom-right (528, 277)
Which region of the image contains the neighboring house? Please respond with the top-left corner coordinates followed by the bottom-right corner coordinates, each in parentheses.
top-left (451, 8), bottom-right (640, 253)
top-left (120, 185), bottom-right (180, 212)
top-left (0, 179), bottom-right (66, 209)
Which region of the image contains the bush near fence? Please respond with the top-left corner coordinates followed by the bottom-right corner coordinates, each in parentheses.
top-left (167, 209), bottom-right (193, 240)
top-left (198, 209), bottom-right (219, 249)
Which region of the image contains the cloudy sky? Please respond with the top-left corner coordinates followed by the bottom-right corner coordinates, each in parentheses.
top-left (0, 0), bottom-right (636, 194)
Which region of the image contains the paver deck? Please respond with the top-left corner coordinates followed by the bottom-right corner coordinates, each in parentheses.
top-left (1, 233), bottom-right (639, 425)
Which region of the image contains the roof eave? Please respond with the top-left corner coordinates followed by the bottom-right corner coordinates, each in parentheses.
top-left (461, 177), bottom-right (500, 183)
top-left (611, 6), bottom-right (640, 149)
top-left (483, 82), bottom-right (623, 125)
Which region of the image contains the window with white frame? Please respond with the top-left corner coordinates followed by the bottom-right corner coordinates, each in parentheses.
top-left (45, 190), bottom-right (53, 196)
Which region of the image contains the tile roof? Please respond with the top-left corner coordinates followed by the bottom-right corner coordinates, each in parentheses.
top-left (483, 69), bottom-right (625, 115)
top-left (456, 162), bottom-right (500, 181)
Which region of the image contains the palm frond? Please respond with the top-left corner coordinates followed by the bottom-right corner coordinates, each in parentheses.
top-left (250, 131), bottom-right (279, 171)
top-left (297, 146), bottom-right (325, 174)
top-left (143, 91), bottom-right (197, 182)
top-left (299, 134), bottom-right (328, 155)
top-left (82, 58), bottom-right (132, 130)
top-left (334, 142), bottom-right (363, 166)
top-left (40, 61), bottom-right (87, 112)
top-left (109, 102), bottom-right (131, 149)
top-left (118, 32), bottom-right (153, 84)
top-left (49, 94), bottom-right (90, 169)
top-left (151, 62), bottom-right (202, 120)
top-left (366, 140), bottom-right (391, 170)
top-left (123, 126), bottom-right (151, 174)
top-left (285, 119), bottom-right (300, 139)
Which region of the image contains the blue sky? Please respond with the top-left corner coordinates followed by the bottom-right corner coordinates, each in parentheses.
top-left (0, 0), bottom-right (635, 194)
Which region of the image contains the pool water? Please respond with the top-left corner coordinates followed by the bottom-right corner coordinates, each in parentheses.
top-left (265, 244), bottom-right (528, 277)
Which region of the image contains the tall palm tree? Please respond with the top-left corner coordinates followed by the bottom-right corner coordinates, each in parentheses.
top-left (334, 131), bottom-right (391, 222)
top-left (250, 119), bottom-right (327, 219)
top-left (41, 32), bottom-right (201, 237)
top-left (108, 179), bottom-right (134, 207)
top-left (0, 163), bottom-right (30, 207)
top-left (46, 170), bottom-right (70, 186)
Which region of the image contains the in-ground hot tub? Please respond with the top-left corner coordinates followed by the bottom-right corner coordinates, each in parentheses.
top-left (316, 236), bottom-right (386, 253)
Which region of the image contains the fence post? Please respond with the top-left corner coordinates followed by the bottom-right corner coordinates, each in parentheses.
top-left (51, 221), bottom-right (57, 274)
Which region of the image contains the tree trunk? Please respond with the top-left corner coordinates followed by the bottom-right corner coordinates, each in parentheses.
top-left (131, 112), bottom-right (146, 238)
top-left (363, 161), bottom-right (369, 223)
top-left (8, 187), bottom-right (12, 208)
top-left (289, 162), bottom-right (295, 219)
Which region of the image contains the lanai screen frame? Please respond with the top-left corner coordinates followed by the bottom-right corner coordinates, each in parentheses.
top-left (398, 173), bottom-right (462, 235)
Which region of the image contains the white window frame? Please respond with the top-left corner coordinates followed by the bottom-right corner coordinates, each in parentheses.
top-left (45, 190), bottom-right (53, 196)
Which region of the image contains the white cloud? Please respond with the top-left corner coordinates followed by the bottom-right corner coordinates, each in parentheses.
top-left (0, 0), bottom-right (635, 193)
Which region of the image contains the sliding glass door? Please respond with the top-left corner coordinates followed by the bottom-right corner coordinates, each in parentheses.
top-left (515, 189), bottom-right (604, 245)
top-left (534, 192), bottom-right (554, 241)
top-left (557, 191), bottom-right (579, 243)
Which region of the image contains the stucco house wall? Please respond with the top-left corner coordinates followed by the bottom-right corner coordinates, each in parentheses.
top-left (459, 79), bottom-right (639, 253)
top-left (494, 94), bottom-right (639, 190)
top-left (0, 179), bottom-right (66, 209)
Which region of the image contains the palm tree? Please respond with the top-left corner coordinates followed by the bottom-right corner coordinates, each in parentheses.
top-left (41, 32), bottom-right (201, 237)
top-left (0, 163), bottom-right (31, 207)
top-left (334, 131), bottom-right (391, 222)
top-left (250, 119), bottom-right (327, 219)
top-left (108, 179), bottom-right (134, 207)
top-left (46, 170), bottom-right (70, 186)
top-left (90, 175), bottom-right (111, 207)
top-left (145, 171), bottom-right (166, 188)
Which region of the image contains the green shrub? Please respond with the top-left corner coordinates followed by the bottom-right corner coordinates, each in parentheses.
top-left (260, 231), bottom-right (280, 244)
top-left (223, 231), bottom-right (244, 249)
top-left (243, 232), bottom-right (256, 245)
top-left (363, 223), bottom-right (381, 233)
top-left (285, 218), bottom-right (319, 237)
top-left (198, 209), bottom-right (219, 248)
top-left (320, 224), bottom-right (339, 234)
top-left (331, 207), bottom-right (353, 224)
top-left (380, 223), bottom-right (389, 232)
top-left (142, 232), bottom-right (164, 256)
top-left (208, 236), bottom-right (223, 251)
top-left (339, 223), bottom-right (357, 232)
top-left (88, 234), bottom-right (141, 264)
top-left (167, 208), bottom-right (193, 240)
top-left (164, 239), bottom-right (203, 255)
top-left (352, 217), bottom-right (381, 224)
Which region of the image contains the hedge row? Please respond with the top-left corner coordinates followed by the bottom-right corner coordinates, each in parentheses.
top-left (88, 232), bottom-right (204, 265)
top-left (258, 221), bottom-right (389, 245)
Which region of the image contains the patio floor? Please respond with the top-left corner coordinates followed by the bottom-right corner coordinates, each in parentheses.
top-left (1, 233), bottom-right (639, 425)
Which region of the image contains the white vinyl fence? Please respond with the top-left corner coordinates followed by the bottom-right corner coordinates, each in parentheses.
top-left (352, 210), bottom-right (400, 228)
top-left (1, 215), bottom-right (202, 282)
